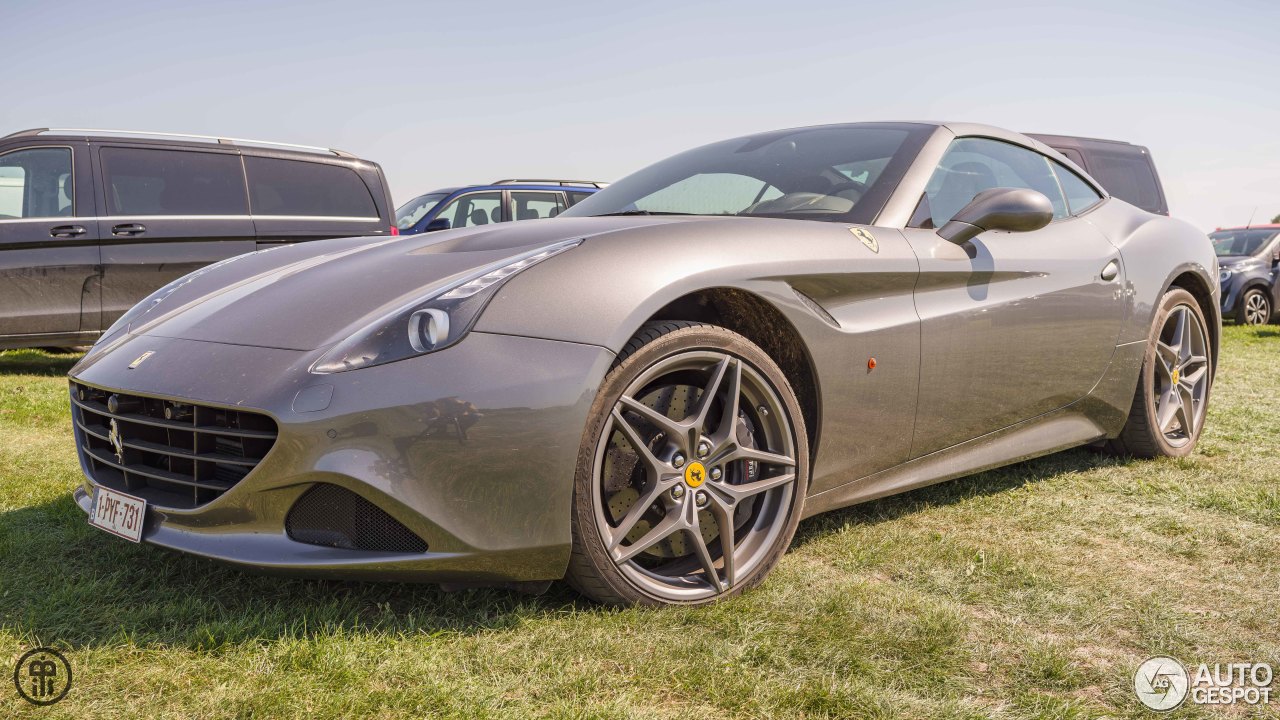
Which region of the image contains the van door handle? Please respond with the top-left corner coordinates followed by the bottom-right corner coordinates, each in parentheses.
top-left (1101, 259), bottom-right (1120, 282)
top-left (49, 224), bottom-right (87, 238)
top-left (112, 223), bottom-right (147, 236)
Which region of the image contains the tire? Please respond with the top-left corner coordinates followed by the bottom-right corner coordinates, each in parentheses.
top-left (565, 321), bottom-right (809, 606)
top-left (1106, 288), bottom-right (1212, 458)
top-left (1235, 288), bottom-right (1272, 326)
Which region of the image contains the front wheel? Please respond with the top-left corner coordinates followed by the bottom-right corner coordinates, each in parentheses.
top-left (565, 321), bottom-right (809, 606)
top-left (1236, 288), bottom-right (1272, 326)
top-left (1107, 288), bottom-right (1213, 458)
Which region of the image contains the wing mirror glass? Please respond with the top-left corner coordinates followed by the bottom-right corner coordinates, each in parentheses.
top-left (937, 187), bottom-right (1054, 245)
top-left (424, 218), bottom-right (451, 233)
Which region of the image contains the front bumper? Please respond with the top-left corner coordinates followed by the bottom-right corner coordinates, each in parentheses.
top-left (69, 331), bottom-right (614, 583)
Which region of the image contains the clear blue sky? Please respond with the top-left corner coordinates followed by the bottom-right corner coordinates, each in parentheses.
top-left (4, 0), bottom-right (1277, 231)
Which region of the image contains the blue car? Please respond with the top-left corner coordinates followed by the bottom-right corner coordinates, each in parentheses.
top-left (1212, 224), bottom-right (1280, 325)
top-left (395, 179), bottom-right (606, 235)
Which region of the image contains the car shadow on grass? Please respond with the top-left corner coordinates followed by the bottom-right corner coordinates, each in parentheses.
top-left (0, 494), bottom-right (586, 650)
top-left (1, 449), bottom-right (1133, 648)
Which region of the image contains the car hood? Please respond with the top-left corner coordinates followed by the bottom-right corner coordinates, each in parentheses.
top-left (124, 217), bottom-right (692, 351)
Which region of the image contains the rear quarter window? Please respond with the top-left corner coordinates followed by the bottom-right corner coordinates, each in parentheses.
top-left (245, 157), bottom-right (378, 218)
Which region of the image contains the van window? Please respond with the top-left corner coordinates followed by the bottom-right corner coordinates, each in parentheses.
top-left (0, 147), bottom-right (74, 219)
top-left (566, 191), bottom-right (593, 206)
top-left (1088, 150), bottom-right (1160, 213)
top-left (245, 157), bottom-right (377, 218)
top-left (101, 147), bottom-right (248, 216)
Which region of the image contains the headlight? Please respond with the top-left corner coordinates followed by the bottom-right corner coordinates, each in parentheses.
top-left (311, 239), bottom-right (581, 374)
top-left (1219, 267), bottom-right (1234, 283)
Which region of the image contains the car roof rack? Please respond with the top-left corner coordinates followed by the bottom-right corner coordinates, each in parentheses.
top-left (2, 128), bottom-right (356, 158)
top-left (491, 179), bottom-right (609, 188)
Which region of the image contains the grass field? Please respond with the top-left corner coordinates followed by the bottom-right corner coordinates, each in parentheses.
top-left (2, 326), bottom-right (1278, 719)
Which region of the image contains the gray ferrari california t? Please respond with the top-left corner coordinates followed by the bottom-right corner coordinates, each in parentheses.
top-left (67, 122), bottom-right (1219, 606)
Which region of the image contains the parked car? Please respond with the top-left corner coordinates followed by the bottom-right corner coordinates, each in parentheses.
top-left (0, 128), bottom-right (396, 350)
top-left (1028, 134), bottom-right (1169, 215)
top-left (1211, 224), bottom-right (1280, 325)
top-left (395, 180), bottom-right (605, 235)
top-left (68, 121), bottom-right (1218, 607)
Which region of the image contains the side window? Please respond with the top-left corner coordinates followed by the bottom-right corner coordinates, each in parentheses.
top-left (101, 147), bottom-right (247, 216)
top-left (566, 191), bottom-right (593, 206)
top-left (511, 191), bottom-right (566, 220)
top-left (919, 138), bottom-right (1068, 228)
top-left (245, 157), bottom-right (377, 218)
top-left (1051, 161), bottom-right (1103, 215)
top-left (434, 192), bottom-right (503, 229)
top-left (0, 148), bottom-right (74, 219)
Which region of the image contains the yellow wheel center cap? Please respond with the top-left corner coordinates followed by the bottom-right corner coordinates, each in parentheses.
top-left (1171, 368), bottom-right (1180, 384)
top-left (684, 461), bottom-right (707, 488)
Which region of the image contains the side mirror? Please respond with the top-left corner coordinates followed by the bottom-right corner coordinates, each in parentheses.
top-left (424, 217), bottom-right (451, 233)
top-left (937, 187), bottom-right (1054, 245)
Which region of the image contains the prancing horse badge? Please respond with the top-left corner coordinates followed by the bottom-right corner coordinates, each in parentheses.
top-left (128, 351), bottom-right (154, 369)
top-left (850, 227), bottom-right (878, 253)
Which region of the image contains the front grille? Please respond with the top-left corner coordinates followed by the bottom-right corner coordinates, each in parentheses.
top-left (70, 381), bottom-right (278, 509)
top-left (286, 484), bottom-right (429, 553)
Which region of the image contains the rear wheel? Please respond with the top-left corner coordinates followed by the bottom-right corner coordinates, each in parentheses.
top-left (1107, 288), bottom-right (1212, 458)
top-left (1236, 288), bottom-right (1272, 326)
top-left (565, 321), bottom-right (808, 606)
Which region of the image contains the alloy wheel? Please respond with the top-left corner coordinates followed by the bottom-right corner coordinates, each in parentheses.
top-left (1152, 304), bottom-right (1210, 447)
top-left (591, 350), bottom-right (797, 602)
top-left (1244, 291), bottom-right (1270, 325)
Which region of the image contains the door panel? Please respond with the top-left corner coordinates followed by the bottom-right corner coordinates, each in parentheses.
top-left (98, 218), bottom-right (256, 327)
top-left (0, 144), bottom-right (101, 337)
top-left (94, 144), bottom-right (256, 328)
top-left (905, 220), bottom-right (1124, 457)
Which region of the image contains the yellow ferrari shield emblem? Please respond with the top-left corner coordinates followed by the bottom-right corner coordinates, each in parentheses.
top-left (684, 461), bottom-right (707, 488)
top-left (850, 227), bottom-right (878, 253)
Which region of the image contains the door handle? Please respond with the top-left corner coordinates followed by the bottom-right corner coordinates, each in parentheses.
top-left (49, 224), bottom-right (87, 238)
top-left (1100, 259), bottom-right (1120, 282)
top-left (112, 223), bottom-right (147, 236)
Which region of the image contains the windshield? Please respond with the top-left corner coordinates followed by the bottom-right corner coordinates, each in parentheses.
top-left (395, 192), bottom-right (450, 229)
top-left (561, 124), bottom-right (931, 225)
top-left (1210, 228), bottom-right (1278, 257)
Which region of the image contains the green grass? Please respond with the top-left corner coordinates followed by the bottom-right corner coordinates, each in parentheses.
top-left (2, 327), bottom-right (1278, 719)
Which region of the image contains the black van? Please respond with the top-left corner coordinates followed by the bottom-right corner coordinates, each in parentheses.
top-left (0, 129), bottom-right (395, 350)
top-left (1028, 133), bottom-right (1169, 216)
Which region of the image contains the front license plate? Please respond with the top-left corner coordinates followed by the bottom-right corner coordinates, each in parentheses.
top-left (89, 487), bottom-right (147, 543)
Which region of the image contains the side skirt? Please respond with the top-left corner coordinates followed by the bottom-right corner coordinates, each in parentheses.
top-left (801, 403), bottom-right (1107, 519)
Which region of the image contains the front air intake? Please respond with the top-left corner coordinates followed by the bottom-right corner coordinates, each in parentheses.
top-left (285, 484), bottom-right (429, 553)
top-left (71, 381), bottom-right (277, 509)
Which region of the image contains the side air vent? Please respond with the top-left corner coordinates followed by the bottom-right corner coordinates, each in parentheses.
top-left (285, 484), bottom-right (429, 553)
